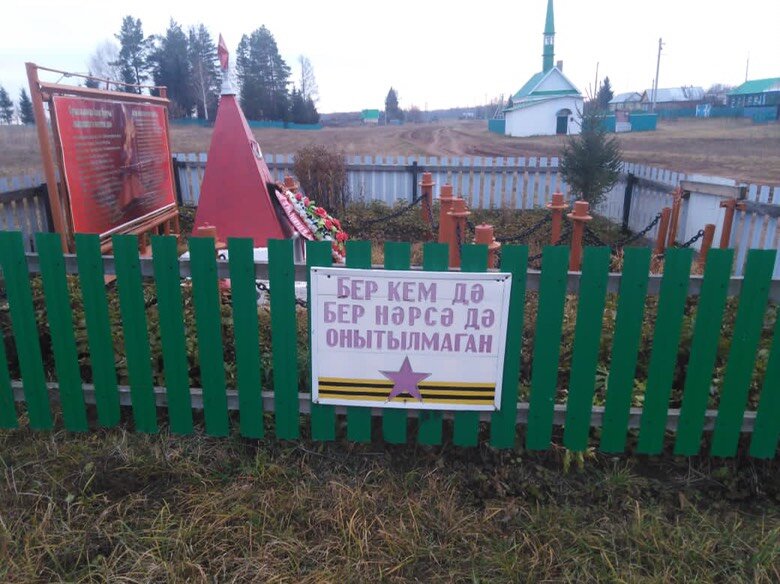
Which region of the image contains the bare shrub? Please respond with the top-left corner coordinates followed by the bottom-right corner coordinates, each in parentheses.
top-left (292, 145), bottom-right (349, 214)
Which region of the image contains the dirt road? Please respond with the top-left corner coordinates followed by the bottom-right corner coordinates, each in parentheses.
top-left (2, 118), bottom-right (778, 184)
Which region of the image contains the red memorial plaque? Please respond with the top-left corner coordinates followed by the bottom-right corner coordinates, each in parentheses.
top-left (51, 95), bottom-right (176, 236)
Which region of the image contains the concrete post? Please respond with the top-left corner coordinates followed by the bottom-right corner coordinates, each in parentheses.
top-left (654, 207), bottom-right (672, 256)
top-left (567, 200), bottom-right (592, 271)
top-left (475, 224), bottom-right (501, 269)
top-left (447, 198), bottom-right (471, 268)
top-left (546, 191), bottom-right (566, 243)
top-left (438, 184), bottom-right (456, 260)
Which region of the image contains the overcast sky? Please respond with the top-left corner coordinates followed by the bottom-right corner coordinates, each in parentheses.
top-left (2, 0), bottom-right (778, 113)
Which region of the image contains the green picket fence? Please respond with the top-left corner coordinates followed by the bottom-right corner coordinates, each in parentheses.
top-left (0, 230), bottom-right (778, 458)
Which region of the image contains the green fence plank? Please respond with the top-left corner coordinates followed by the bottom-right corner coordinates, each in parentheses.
top-left (308, 240), bottom-right (335, 441)
top-left (189, 237), bottom-right (229, 437)
top-left (417, 242), bottom-right (450, 446)
top-left (228, 238), bottom-right (264, 439)
top-left (36, 233), bottom-right (88, 432)
top-left (268, 239), bottom-right (299, 440)
top-left (637, 248), bottom-right (693, 454)
top-left (74, 234), bottom-right (120, 427)
top-left (0, 313), bottom-right (17, 428)
top-left (674, 249), bottom-right (733, 456)
top-left (151, 236), bottom-right (193, 435)
top-left (452, 244), bottom-right (489, 447)
top-left (344, 240), bottom-right (373, 443)
top-left (600, 247), bottom-right (652, 453)
top-left (563, 246), bottom-right (611, 451)
top-left (490, 245), bottom-right (529, 449)
top-left (113, 235), bottom-right (157, 433)
top-left (0, 231), bottom-right (51, 430)
top-left (526, 246), bottom-right (570, 450)
top-left (382, 241), bottom-right (411, 444)
top-left (711, 249), bottom-right (776, 457)
top-left (750, 304), bottom-right (780, 459)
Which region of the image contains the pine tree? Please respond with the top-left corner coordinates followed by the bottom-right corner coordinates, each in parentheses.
top-left (0, 86), bottom-right (14, 124)
top-left (304, 96), bottom-right (319, 124)
top-left (113, 16), bottom-right (150, 93)
top-left (385, 87), bottom-right (403, 122)
top-left (188, 24), bottom-right (220, 120)
top-left (596, 77), bottom-right (614, 112)
top-left (148, 19), bottom-right (193, 116)
top-left (84, 73), bottom-right (101, 89)
top-left (559, 112), bottom-right (622, 206)
top-left (18, 88), bottom-right (34, 124)
top-left (289, 88), bottom-right (307, 123)
top-left (236, 26), bottom-right (292, 121)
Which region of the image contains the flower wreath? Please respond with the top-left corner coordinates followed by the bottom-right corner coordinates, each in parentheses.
top-left (274, 187), bottom-right (348, 262)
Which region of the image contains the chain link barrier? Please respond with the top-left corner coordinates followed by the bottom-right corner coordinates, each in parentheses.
top-left (526, 221), bottom-right (573, 264)
top-left (495, 214), bottom-right (552, 243)
top-left (360, 194), bottom-right (425, 228)
top-left (677, 229), bottom-right (705, 249)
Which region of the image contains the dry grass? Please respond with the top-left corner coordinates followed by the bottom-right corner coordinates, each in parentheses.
top-left (3, 118), bottom-right (779, 183)
top-left (1, 420), bottom-right (778, 583)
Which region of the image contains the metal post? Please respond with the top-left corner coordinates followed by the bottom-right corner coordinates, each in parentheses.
top-left (655, 207), bottom-right (672, 255)
top-left (719, 198), bottom-right (746, 248)
top-left (546, 191), bottom-right (566, 243)
top-left (26, 62), bottom-right (68, 248)
top-left (408, 160), bottom-right (422, 202)
top-left (447, 198), bottom-right (471, 269)
top-left (474, 224), bottom-right (501, 269)
top-left (567, 200), bottom-right (592, 271)
top-left (667, 188), bottom-right (683, 247)
top-left (699, 224), bottom-right (716, 268)
top-left (622, 173), bottom-right (636, 231)
top-left (419, 172), bottom-right (435, 226)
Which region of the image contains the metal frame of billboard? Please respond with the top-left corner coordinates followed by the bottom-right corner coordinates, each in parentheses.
top-left (26, 63), bottom-right (180, 252)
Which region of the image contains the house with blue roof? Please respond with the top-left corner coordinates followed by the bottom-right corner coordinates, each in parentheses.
top-left (504, 0), bottom-right (584, 137)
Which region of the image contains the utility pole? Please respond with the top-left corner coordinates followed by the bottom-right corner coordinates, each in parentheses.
top-left (651, 37), bottom-right (664, 112)
top-left (745, 53), bottom-right (750, 82)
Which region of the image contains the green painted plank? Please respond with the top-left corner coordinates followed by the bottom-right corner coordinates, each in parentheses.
top-left (382, 241), bottom-right (411, 444)
top-left (308, 240), bottom-right (335, 441)
top-left (0, 231), bottom-right (51, 430)
top-left (600, 247), bottom-right (652, 453)
top-left (525, 245), bottom-right (570, 450)
top-left (112, 235), bottom-right (157, 433)
top-left (750, 303), bottom-right (780, 459)
top-left (490, 245), bottom-right (529, 449)
top-left (189, 237), bottom-right (229, 437)
top-left (0, 312), bottom-right (17, 428)
top-left (36, 233), bottom-right (88, 432)
top-left (637, 248), bottom-right (693, 454)
top-left (74, 234), bottom-right (120, 427)
top-left (228, 238), bottom-right (264, 439)
top-left (563, 246), bottom-right (611, 451)
top-left (345, 240), bottom-right (373, 443)
top-left (151, 236), bottom-right (193, 435)
top-left (417, 242), bottom-right (450, 446)
top-left (674, 249), bottom-right (734, 456)
top-left (453, 244), bottom-right (489, 447)
top-left (268, 239), bottom-right (299, 440)
top-left (711, 249), bottom-right (776, 457)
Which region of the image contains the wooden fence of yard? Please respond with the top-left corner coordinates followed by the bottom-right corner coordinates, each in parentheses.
top-left (1, 230), bottom-right (778, 457)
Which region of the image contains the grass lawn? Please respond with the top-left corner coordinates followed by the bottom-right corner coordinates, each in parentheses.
top-left (1, 420), bottom-right (778, 582)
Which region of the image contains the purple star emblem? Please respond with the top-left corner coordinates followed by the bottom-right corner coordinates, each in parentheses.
top-left (380, 356), bottom-right (430, 402)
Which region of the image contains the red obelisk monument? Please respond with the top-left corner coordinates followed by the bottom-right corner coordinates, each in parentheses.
top-left (193, 34), bottom-right (285, 246)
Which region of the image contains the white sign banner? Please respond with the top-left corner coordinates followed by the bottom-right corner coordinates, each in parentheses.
top-left (310, 267), bottom-right (512, 411)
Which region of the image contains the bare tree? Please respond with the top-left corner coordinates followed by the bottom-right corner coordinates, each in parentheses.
top-left (299, 55), bottom-right (319, 104)
top-left (87, 40), bottom-right (122, 86)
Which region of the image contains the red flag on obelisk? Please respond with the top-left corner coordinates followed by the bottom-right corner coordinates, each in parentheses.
top-left (192, 35), bottom-right (286, 246)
